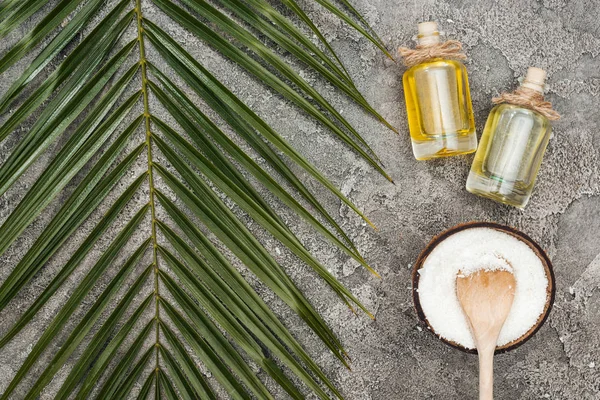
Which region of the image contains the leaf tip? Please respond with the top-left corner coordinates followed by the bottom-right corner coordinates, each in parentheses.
top-left (369, 268), bottom-right (381, 279)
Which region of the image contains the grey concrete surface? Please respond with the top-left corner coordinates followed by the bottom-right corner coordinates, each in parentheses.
top-left (1, 0), bottom-right (600, 399)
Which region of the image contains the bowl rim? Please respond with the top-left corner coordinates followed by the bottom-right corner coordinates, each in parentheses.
top-left (411, 221), bottom-right (556, 355)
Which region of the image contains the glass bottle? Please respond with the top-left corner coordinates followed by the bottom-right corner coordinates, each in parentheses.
top-left (466, 68), bottom-right (552, 208)
top-left (403, 22), bottom-right (477, 160)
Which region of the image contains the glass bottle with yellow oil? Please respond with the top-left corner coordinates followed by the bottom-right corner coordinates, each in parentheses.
top-left (466, 67), bottom-right (556, 208)
top-left (402, 22), bottom-right (477, 160)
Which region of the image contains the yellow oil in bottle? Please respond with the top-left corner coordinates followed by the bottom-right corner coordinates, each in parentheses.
top-left (466, 104), bottom-right (550, 208)
top-left (466, 68), bottom-right (553, 208)
top-left (402, 22), bottom-right (477, 160)
top-left (403, 60), bottom-right (477, 159)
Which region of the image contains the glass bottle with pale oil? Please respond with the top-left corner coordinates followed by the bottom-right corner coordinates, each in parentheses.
top-left (403, 22), bottom-right (477, 160)
top-left (466, 68), bottom-right (554, 208)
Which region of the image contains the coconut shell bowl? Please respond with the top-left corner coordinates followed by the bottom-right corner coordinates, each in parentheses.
top-left (411, 221), bottom-right (555, 354)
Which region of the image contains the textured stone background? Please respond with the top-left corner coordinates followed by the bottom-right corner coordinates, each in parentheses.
top-left (1, 0), bottom-right (600, 399)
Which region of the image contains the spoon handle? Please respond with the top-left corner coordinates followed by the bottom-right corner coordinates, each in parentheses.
top-left (478, 347), bottom-right (495, 400)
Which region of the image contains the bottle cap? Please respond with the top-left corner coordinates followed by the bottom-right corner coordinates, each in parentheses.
top-left (521, 67), bottom-right (547, 93)
top-left (417, 21), bottom-right (440, 46)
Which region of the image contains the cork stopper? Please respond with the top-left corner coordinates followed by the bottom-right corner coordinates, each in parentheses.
top-left (417, 21), bottom-right (440, 46)
top-left (521, 67), bottom-right (547, 93)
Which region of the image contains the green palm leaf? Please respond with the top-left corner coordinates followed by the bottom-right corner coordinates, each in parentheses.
top-left (0, 0), bottom-right (393, 397)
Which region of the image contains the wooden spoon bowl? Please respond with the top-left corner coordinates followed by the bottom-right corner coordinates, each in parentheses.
top-left (411, 221), bottom-right (555, 354)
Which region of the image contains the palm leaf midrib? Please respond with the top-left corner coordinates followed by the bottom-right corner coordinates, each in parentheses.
top-left (133, 0), bottom-right (163, 381)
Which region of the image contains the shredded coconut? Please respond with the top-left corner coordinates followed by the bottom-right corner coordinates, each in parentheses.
top-left (458, 252), bottom-right (513, 276)
top-left (417, 227), bottom-right (548, 349)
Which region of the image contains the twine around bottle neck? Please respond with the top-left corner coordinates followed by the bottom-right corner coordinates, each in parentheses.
top-left (398, 40), bottom-right (467, 68)
top-left (492, 86), bottom-right (560, 121)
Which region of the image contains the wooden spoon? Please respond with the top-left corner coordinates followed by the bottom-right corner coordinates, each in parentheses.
top-left (456, 270), bottom-right (516, 400)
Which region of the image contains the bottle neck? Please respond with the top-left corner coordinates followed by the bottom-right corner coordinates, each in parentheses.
top-left (417, 32), bottom-right (440, 46)
top-left (520, 67), bottom-right (547, 94)
top-left (417, 21), bottom-right (441, 46)
top-left (520, 79), bottom-right (544, 94)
